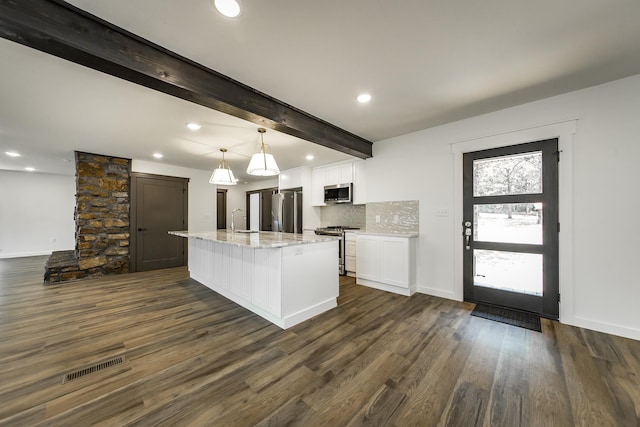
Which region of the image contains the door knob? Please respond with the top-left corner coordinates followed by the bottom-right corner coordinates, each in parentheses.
top-left (463, 222), bottom-right (472, 250)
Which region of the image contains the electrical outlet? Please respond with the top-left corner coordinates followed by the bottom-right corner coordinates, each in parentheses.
top-left (375, 215), bottom-right (381, 223)
top-left (393, 214), bottom-right (400, 224)
top-left (435, 208), bottom-right (449, 217)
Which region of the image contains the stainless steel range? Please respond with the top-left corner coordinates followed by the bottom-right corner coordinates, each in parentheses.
top-left (314, 226), bottom-right (360, 275)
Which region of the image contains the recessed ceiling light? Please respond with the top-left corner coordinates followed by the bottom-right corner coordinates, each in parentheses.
top-left (153, 153), bottom-right (164, 159)
top-left (356, 93), bottom-right (372, 103)
top-left (186, 122), bottom-right (202, 131)
top-left (213, 0), bottom-right (241, 17)
top-left (5, 151), bottom-right (21, 157)
top-left (24, 167), bottom-right (35, 172)
top-left (305, 155), bottom-right (315, 161)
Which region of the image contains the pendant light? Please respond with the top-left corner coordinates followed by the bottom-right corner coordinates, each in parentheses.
top-left (209, 148), bottom-right (237, 185)
top-left (247, 128), bottom-right (280, 176)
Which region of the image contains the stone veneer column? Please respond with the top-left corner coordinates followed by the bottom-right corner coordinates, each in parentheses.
top-left (75, 151), bottom-right (131, 277)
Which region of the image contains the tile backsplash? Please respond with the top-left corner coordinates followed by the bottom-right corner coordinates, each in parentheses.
top-left (365, 200), bottom-right (419, 234)
top-left (320, 204), bottom-right (366, 228)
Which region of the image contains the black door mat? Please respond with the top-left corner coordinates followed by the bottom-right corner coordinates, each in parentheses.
top-left (471, 303), bottom-right (542, 332)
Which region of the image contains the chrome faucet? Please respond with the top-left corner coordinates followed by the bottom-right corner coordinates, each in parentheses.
top-left (231, 208), bottom-right (243, 232)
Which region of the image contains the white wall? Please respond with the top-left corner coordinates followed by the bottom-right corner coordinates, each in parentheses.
top-left (131, 160), bottom-right (216, 232)
top-left (0, 171), bottom-right (75, 258)
top-left (224, 178), bottom-right (279, 230)
top-left (366, 73), bottom-right (640, 340)
top-left (0, 162), bottom-right (216, 259)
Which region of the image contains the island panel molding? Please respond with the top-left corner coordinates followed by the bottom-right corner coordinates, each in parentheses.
top-left (173, 231), bottom-right (340, 328)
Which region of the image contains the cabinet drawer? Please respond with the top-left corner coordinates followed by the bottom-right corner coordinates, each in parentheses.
top-left (345, 255), bottom-right (356, 272)
top-left (345, 241), bottom-right (356, 256)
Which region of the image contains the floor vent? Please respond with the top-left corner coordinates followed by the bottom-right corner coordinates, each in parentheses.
top-left (62, 355), bottom-right (126, 384)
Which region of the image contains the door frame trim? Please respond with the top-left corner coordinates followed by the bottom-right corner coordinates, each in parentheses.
top-left (130, 172), bottom-right (189, 273)
top-left (451, 119), bottom-right (577, 324)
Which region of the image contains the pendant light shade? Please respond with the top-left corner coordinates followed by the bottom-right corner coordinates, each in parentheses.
top-left (247, 128), bottom-right (280, 176)
top-left (209, 148), bottom-right (237, 185)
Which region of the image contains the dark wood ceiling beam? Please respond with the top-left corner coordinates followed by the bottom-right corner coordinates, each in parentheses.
top-left (0, 0), bottom-right (373, 158)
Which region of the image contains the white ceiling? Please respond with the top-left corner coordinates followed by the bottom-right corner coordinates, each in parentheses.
top-left (2, 0), bottom-right (640, 179)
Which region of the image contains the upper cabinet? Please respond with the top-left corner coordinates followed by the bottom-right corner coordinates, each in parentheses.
top-left (311, 167), bottom-right (326, 206)
top-left (311, 160), bottom-right (367, 206)
top-left (325, 162), bottom-right (353, 186)
top-left (352, 160), bottom-right (366, 205)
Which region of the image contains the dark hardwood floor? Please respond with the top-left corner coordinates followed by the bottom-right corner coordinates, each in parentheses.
top-left (1, 256), bottom-right (639, 426)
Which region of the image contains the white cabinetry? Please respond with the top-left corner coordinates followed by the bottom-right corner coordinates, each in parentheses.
top-left (229, 246), bottom-right (253, 301)
top-left (356, 234), bottom-right (417, 296)
top-left (188, 237), bottom-right (339, 328)
top-left (311, 167), bottom-right (326, 206)
top-left (311, 161), bottom-right (358, 206)
top-left (325, 162), bottom-right (353, 186)
top-left (253, 248), bottom-right (282, 315)
top-left (345, 232), bottom-right (357, 276)
top-left (352, 160), bottom-right (367, 205)
top-left (355, 235), bottom-right (381, 281)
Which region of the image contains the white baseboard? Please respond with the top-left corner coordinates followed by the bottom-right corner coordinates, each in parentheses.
top-left (417, 285), bottom-right (458, 301)
top-left (569, 316), bottom-right (640, 341)
top-left (356, 278), bottom-right (413, 296)
top-left (0, 251), bottom-right (52, 259)
top-left (283, 299), bottom-right (337, 328)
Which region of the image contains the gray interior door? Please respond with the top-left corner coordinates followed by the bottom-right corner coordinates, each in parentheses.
top-left (463, 139), bottom-right (559, 318)
top-left (260, 189), bottom-right (274, 231)
top-left (217, 189), bottom-right (226, 229)
top-left (282, 191), bottom-right (295, 233)
top-left (131, 173), bottom-right (188, 272)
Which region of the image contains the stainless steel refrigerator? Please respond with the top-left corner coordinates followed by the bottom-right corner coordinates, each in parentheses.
top-left (272, 188), bottom-right (302, 233)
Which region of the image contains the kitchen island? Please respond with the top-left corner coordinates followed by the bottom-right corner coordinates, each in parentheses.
top-left (169, 230), bottom-right (340, 329)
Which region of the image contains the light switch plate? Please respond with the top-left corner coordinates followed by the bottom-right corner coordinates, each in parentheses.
top-left (435, 208), bottom-right (449, 217)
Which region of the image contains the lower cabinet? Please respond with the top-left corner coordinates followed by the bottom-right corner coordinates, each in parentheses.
top-left (345, 232), bottom-right (357, 276)
top-left (356, 234), bottom-right (417, 296)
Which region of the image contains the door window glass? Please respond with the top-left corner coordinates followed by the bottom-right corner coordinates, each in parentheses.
top-left (473, 151), bottom-right (542, 196)
top-left (474, 250), bottom-right (543, 296)
top-left (474, 203), bottom-right (542, 244)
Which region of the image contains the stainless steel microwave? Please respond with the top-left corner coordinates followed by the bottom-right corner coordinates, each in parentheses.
top-left (324, 184), bottom-right (352, 204)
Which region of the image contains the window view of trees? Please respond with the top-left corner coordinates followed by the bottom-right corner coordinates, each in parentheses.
top-left (473, 152), bottom-right (542, 219)
top-left (471, 151), bottom-right (545, 294)
top-left (474, 151), bottom-right (542, 196)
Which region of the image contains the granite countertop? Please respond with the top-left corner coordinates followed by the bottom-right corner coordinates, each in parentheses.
top-left (169, 230), bottom-right (340, 249)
